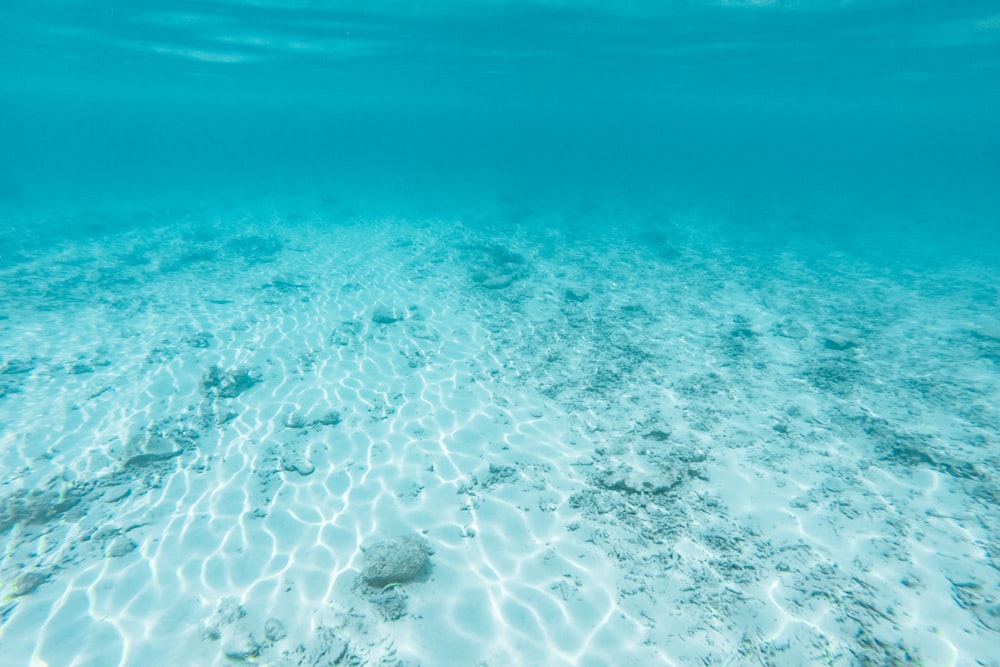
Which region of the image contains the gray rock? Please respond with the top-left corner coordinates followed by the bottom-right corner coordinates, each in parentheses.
top-left (212, 597), bottom-right (247, 626)
top-left (480, 274), bottom-right (515, 289)
top-left (123, 432), bottom-right (183, 467)
top-left (283, 412), bottom-right (306, 429)
top-left (1, 358), bottom-right (35, 375)
top-left (294, 626), bottom-right (347, 665)
top-left (0, 485), bottom-right (89, 533)
top-left (369, 587), bottom-right (408, 621)
top-left (106, 535), bottom-right (138, 558)
top-left (481, 463), bottom-right (518, 489)
top-left (596, 464), bottom-right (685, 495)
top-left (824, 335), bottom-right (859, 351)
top-left (372, 304), bottom-right (405, 324)
top-left (187, 332), bottom-right (214, 349)
top-left (775, 320), bottom-right (809, 340)
top-left (282, 457), bottom-right (315, 476)
top-left (101, 484), bottom-right (132, 503)
top-left (313, 410), bottom-right (342, 426)
top-left (264, 617), bottom-right (286, 642)
top-left (201, 597), bottom-right (247, 642)
top-left (643, 429), bottom-right (671, 442)
top-left (222, 631), bottom-right (261, 662)
top-left (11, 571), bottom-right (50, 597)
top-left (201, 365), bottom-right (261, 399)
top-left (360, 535), bottom-right (432, 587)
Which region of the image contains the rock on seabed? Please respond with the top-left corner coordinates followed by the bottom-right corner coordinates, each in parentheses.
top-left (360, 535), bottom-right (432, 587)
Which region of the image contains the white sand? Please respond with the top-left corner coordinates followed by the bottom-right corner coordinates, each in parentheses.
top-left (0, 196), bottom-right (998, 665)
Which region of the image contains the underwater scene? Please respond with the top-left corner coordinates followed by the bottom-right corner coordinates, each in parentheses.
top-left (1, 1), bottom-right (999, 665)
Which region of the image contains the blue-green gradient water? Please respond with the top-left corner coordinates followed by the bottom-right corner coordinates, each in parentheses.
top-left (2, 1), bottom-right (998, 233)
top-left (2, 2), bottom-right (1000, 666)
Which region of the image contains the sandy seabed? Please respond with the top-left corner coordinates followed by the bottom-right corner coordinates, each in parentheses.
top-left (1, 195), bottom-right (999, 666)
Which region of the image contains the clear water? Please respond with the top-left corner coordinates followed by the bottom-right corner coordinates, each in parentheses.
top-left (1, 2), bottom-right (998, 666)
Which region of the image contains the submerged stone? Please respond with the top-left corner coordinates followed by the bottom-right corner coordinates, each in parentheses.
top-left (776, 320), bottom-right (809, 340)
top-left (281, 457), bottom-right (315, 476)
top-left (11, 571), bottom-right (50, 597)
top-left (824, 335), bottom-right (859, 351)
top-left (369, 587), bottom-right (408, 621)
top-left (1, 358), bottom-right (35, 375)
top-left (0, 486), bottom-right (89, 533)
top-left (480, 273), bottom-right (515, 289)
top-left (360, 535), bottom-right (432, 587)
top-left (596, 464), bottom-right (685, 495)
top-left (123, 432), bottom-right (183, 467)
top-left (106, 535), bottom-right (138, 558)
top-left (222, 633), bottom-right (262, 662)
top-left (283, 412), bottom-right (307, 428)
top-left (264, 617), bottom-right (287, 642)
top-left (372, 304), bottom-right (405, 324)
top-left (201, 365), bottom-right (261, 399)
top-left (314, 409), bottom-right (342, 426)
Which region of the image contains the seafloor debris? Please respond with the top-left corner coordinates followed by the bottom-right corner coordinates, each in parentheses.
top-left (200, 364), bottom-right (261, 399)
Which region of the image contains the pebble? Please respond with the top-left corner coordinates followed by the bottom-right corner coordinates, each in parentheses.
top-left (106, 535), bottom-right (138, 558)
top-left (264, 617), bottom-right (287, 642)
top-left (283, 413), bottom-right (306, 428)
top-left (282, 458), bottom-right (315, 476)
top-left (372, 304), bottom-right (405, 324)
top-left (824, 334), bottom-right (859, 350)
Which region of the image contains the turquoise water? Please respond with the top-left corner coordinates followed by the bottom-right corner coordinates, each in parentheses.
top-left (3, 1), bottom-right (998, 224)
top-left (1, 2), bottom-right (999, 666)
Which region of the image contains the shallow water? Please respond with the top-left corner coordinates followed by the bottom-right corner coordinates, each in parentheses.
top-left (1, 2), bottom-right (999, 666)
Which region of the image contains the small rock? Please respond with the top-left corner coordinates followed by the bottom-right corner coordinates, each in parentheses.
top-left (480, 274), bottom-right (514, 289)
top-left (283, 412), bottom-right (306, 429)
top-left (264, 617), bottom-right (287, 642)
top-left (360, 535), bottom-right (432, 587)
top-left (201, 365), bottom-right (261, 399)
top-left (101, 485), bottom-right (132, 503)
top-left (775, 320), bottom-right (809, 340)
top-left (11, 571), bottom-right (50, 596)
top-left (821, 477), bottom-right (848, 494)
top-left (187, 332), bottom-right (214, 349)
top-left (369, 587), bottom-right (408, 621)
top-left (372, 304), bottom-right (405, 324)
top-left (824, 335), bottom-right (859, 351)
top-left (222, 632), bottom-right (262, 662)
top-left (123, 432), bottom-right (182, 467)
top-left (282, 457), bottom-right (315, 476)
top-left (596, 464), bottom-right (685, 495)
top-left (313, 410), bottom-right (342, 426)
top-left (0, 487), bottom-right (88, 532)
top-left (298, 627), bottom-right (347, 665)
top-left (211, 597), bottom-right (247, 626)
top-left (106, 535), bottom-right (138, 558)
top-left (1, 359), bottom-right (35, 375)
